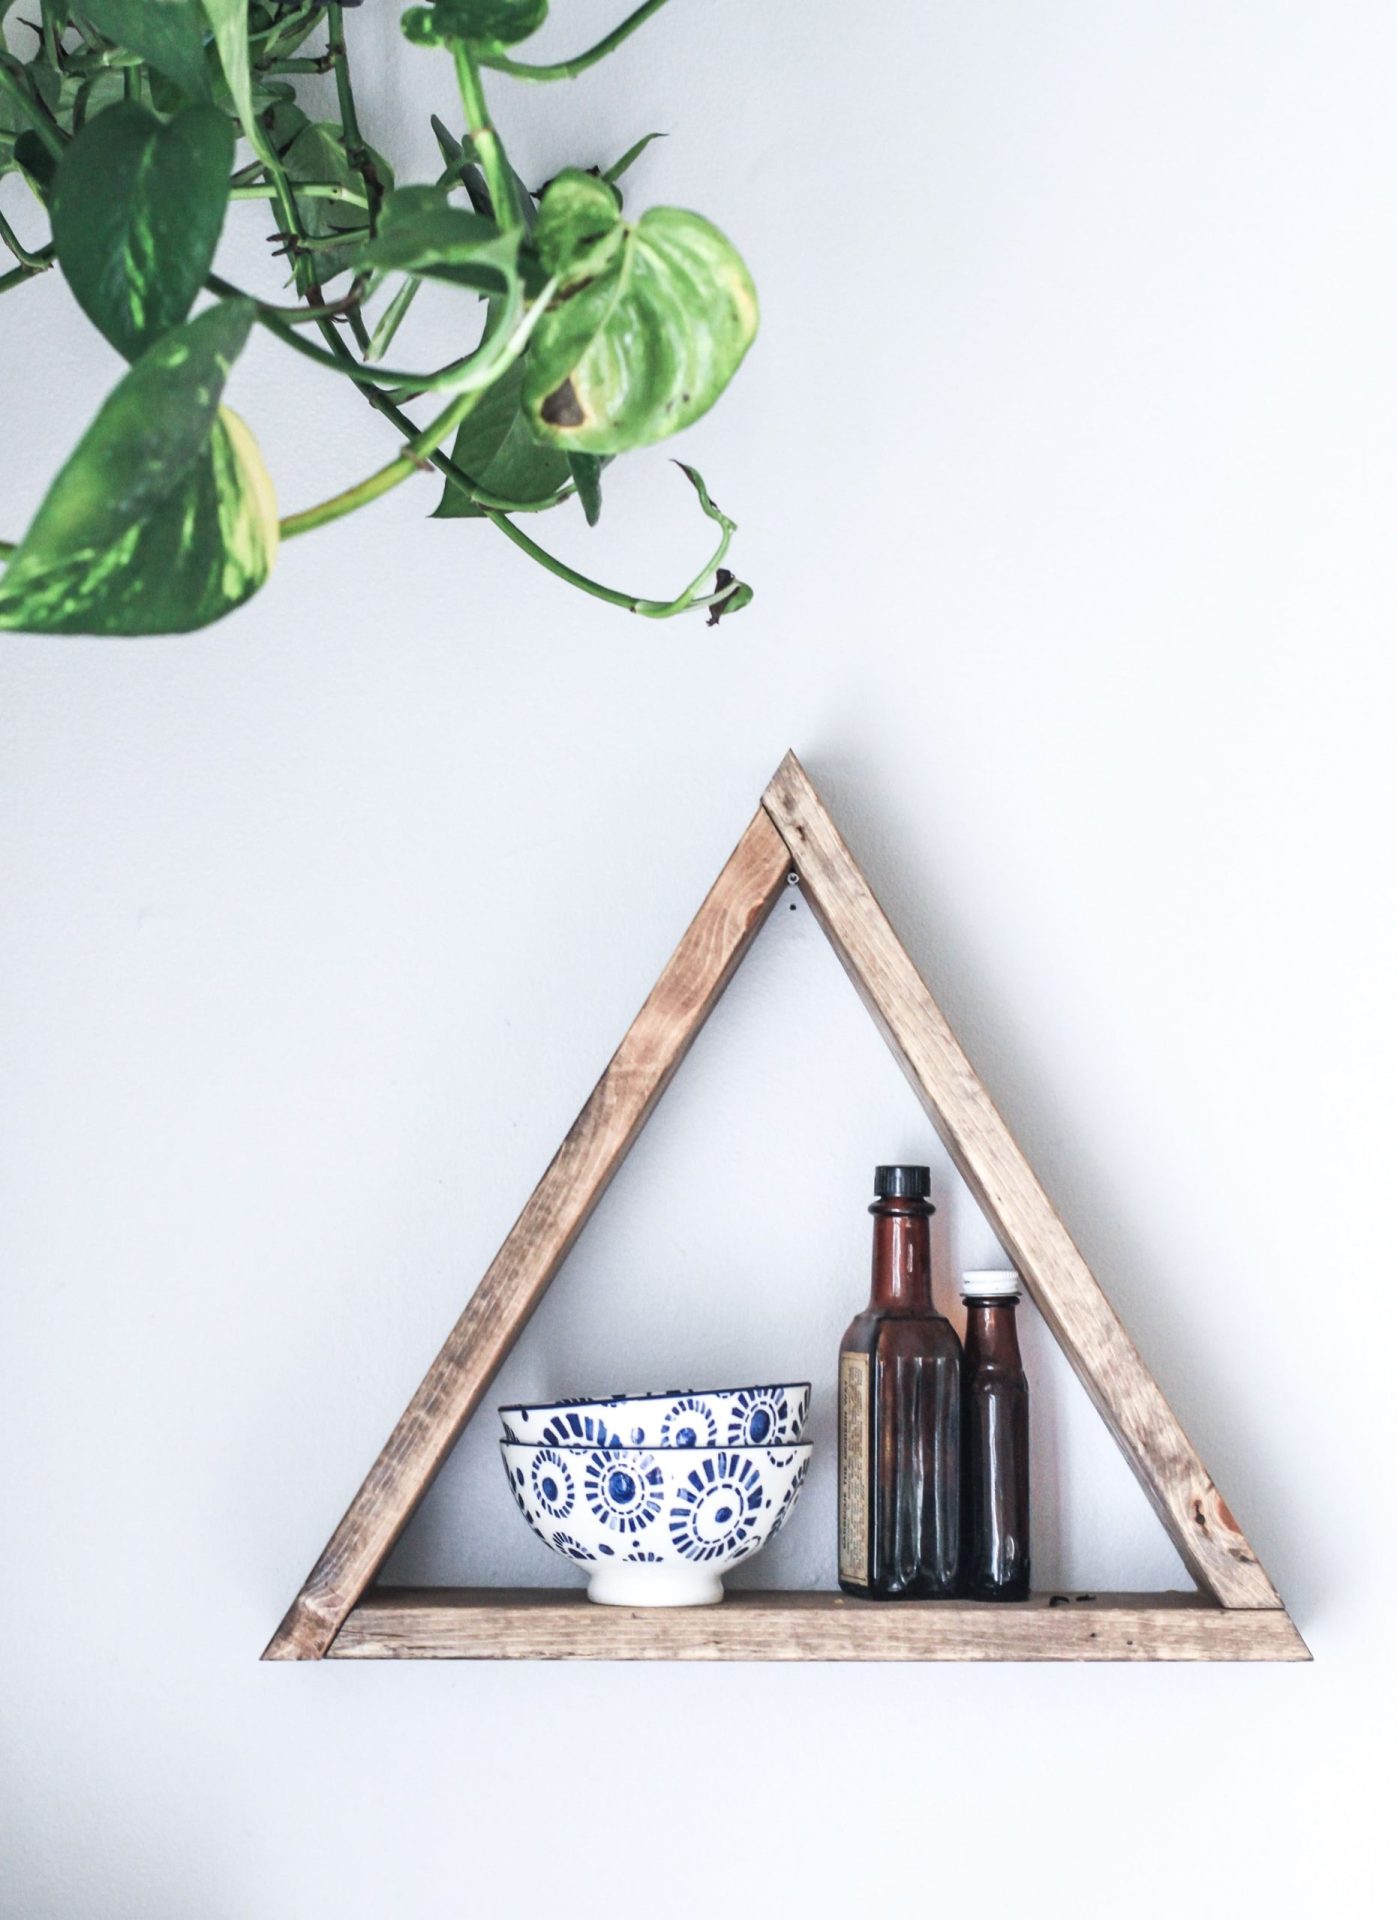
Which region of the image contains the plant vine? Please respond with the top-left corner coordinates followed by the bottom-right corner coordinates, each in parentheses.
top-left (0, 1), bottom-right (758, 634)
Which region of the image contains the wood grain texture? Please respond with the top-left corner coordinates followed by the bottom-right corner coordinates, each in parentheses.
top-left (263, 809), bottom-right (791, 1660)
top-left (330, 1589), bottom-right (1310, 1662)
top-left (762, 751), bottom-right (1281, 1611)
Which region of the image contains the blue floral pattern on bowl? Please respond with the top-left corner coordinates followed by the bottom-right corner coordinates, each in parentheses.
top-left (667, 1451), bottom-right (766, 1562)
top-left (500, 1438), bottom-right (812, 1606)
top-left (584, 1449), bottom-right (665, 1533)
top-left (724, 1386), bottom-right (808, 1446)
top-left (529, 1447), bottom-right (576, 1520)
top-left (659, 1396), bottom-right (719, 1447)
top-left (537, 1410), bottom-right (622, 1450)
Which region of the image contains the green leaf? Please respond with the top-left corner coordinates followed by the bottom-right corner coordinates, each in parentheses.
top-left (533, 168), bottom-right (621, 281)
top-left (280, 117), bottom-right (393, 283)
top-left (53, 102), bottom-right (233, 361)
top-left (432, 360), bottom-right (570, 518)
top-left (81, 0), bottom-right (212, 102)
top-left (200, 0), bottom-right (253, 132)
top-left (523, 207), bottom-right (758, 454)
top-left (603, 131), bottom-right (665, 189)
top-left (401, 0), bottom-right (549, 50)
top-left (567, 452), bottom-right (604, 526)
top-left (356, 185), bottom-right (518, 293)
top-left (0, 300), bottom-right (277, 636)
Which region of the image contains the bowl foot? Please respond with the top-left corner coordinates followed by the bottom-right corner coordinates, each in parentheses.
top-left (587, 1564), bottom-right (725, 1608)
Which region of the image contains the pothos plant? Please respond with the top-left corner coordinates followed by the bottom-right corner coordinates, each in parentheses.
top-left (0, 0), bottom-right (758, 634)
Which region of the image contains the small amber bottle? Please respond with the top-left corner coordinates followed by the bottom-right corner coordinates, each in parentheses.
top-left (838, 1167), bottom-right (963, 1599)
top-left (961, 1269), bottom-right (1031, 1601)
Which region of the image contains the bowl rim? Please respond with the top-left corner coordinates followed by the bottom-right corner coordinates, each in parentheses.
top-left (497, 1382), bottom-right (811, 1417)
top-left (498, 1438), bottom-right (813, 1459)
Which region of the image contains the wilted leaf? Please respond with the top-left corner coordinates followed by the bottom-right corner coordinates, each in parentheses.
top-left (53, 102), bottom-right (233, 361)
top-left (706, 568), bottom-right (753, 624)
top-left (433, 360), bottom-right (570, 517)
top-left (401, 0), bottom-right (549, 50)
top-left (533, 168), bottom-right (620, 281)
top-left (0, 300), bottom-right (277, 635)
top-left (523, 207), bottom-right (758, 454)
top-left (82, 0), bottom-right (212, 102)
top-left (357, 185), bottom-right (517, 293)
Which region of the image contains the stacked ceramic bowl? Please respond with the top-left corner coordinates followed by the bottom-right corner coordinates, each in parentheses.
top-left (499, 1383), bottom-right (813, 1606)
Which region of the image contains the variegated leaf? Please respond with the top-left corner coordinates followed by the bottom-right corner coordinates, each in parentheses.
top-left (0, 301), bottom-right (277, 635)
top-left (53, 101), bottom-right (233, 361)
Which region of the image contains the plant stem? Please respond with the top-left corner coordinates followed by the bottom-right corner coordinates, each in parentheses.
top-left (277, 386), bottom-right (482, 536)
top-left (235, 101), bottom-right (319, 299)
top-left (278, 276), bottom-right (553, 534)
top-left (485, 467), bottom-right (735, 617)
top-left (0, 208), bottom-right (49, 271)
top-left (366, 276), bottom-right (421, 362)
top-left (480, 0), bottom-right (673, 82)
top-left (327, 4), bottom-right (383, 225)
top-left (207, 271), bottom-right (483, 392)
top-left (479, 512), bottom-right (657, 612)
top-left (0, 241), bottom-right (55, 295)
top-left (230, 181), bottom-right (369, 209)
top-left (258, 56), bottom-right (332, 75)
top-left (206, 271), bottom-right (367, 325)
top-left (452, 42), bottom-right (517, 229)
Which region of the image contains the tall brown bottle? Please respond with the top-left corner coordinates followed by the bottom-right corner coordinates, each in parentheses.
top-left (838, 1166), bottom-right (963, 1599)
top-left (961, 1269), bottom-right (1031, 1600)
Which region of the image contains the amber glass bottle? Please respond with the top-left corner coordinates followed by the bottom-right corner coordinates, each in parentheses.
top-left (961, 1270), bottom-right (1031, 1601)
top-left (838, 1167), bottom-right (963, 1599)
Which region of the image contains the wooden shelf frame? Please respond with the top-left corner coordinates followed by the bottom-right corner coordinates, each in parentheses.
top-left (264, 753), bottom-right (1306, 1665)
top-left (332, 1591), bottom-right (1308, 1663)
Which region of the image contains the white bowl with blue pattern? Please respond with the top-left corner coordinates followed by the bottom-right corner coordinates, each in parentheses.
top-left (497, 1382), bottom-right (811, 1451)
top-left (500, 1439), bottom-right (813, 1605)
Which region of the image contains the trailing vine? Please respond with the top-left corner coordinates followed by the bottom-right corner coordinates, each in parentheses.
top-left (0, 1), bottom-right (758, 634)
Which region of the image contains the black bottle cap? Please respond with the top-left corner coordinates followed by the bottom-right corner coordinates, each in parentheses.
top-left (873, 1165), bottom-right (931, 1199)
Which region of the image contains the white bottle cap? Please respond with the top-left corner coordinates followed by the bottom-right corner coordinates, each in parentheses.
top-left (962, 1269), bottom-right (1021, 1300)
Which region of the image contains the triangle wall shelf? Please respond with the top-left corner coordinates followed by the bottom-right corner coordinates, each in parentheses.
top-left (264, 754), bottom-right (1307, 1664)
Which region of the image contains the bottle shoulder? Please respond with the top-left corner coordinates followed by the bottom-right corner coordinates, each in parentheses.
top-left (842, 1309), bottom-right (963, 1360)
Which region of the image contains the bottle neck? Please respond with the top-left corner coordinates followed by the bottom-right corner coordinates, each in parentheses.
top-left (868, 1197), bottom-right (935, 1313)
top-left (964, 1298), bottom-right (1022, 1363)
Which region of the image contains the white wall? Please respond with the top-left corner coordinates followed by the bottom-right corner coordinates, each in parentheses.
top-left (2, 3), bottom-right (1393, 1914)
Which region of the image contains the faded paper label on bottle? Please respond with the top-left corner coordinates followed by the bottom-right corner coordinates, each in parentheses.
top-left (838, 1351), bottom-right (871, 1584)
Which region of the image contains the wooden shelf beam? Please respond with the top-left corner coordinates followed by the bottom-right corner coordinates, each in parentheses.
top-left (330, 1589), bottom-right (1311, 1663)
